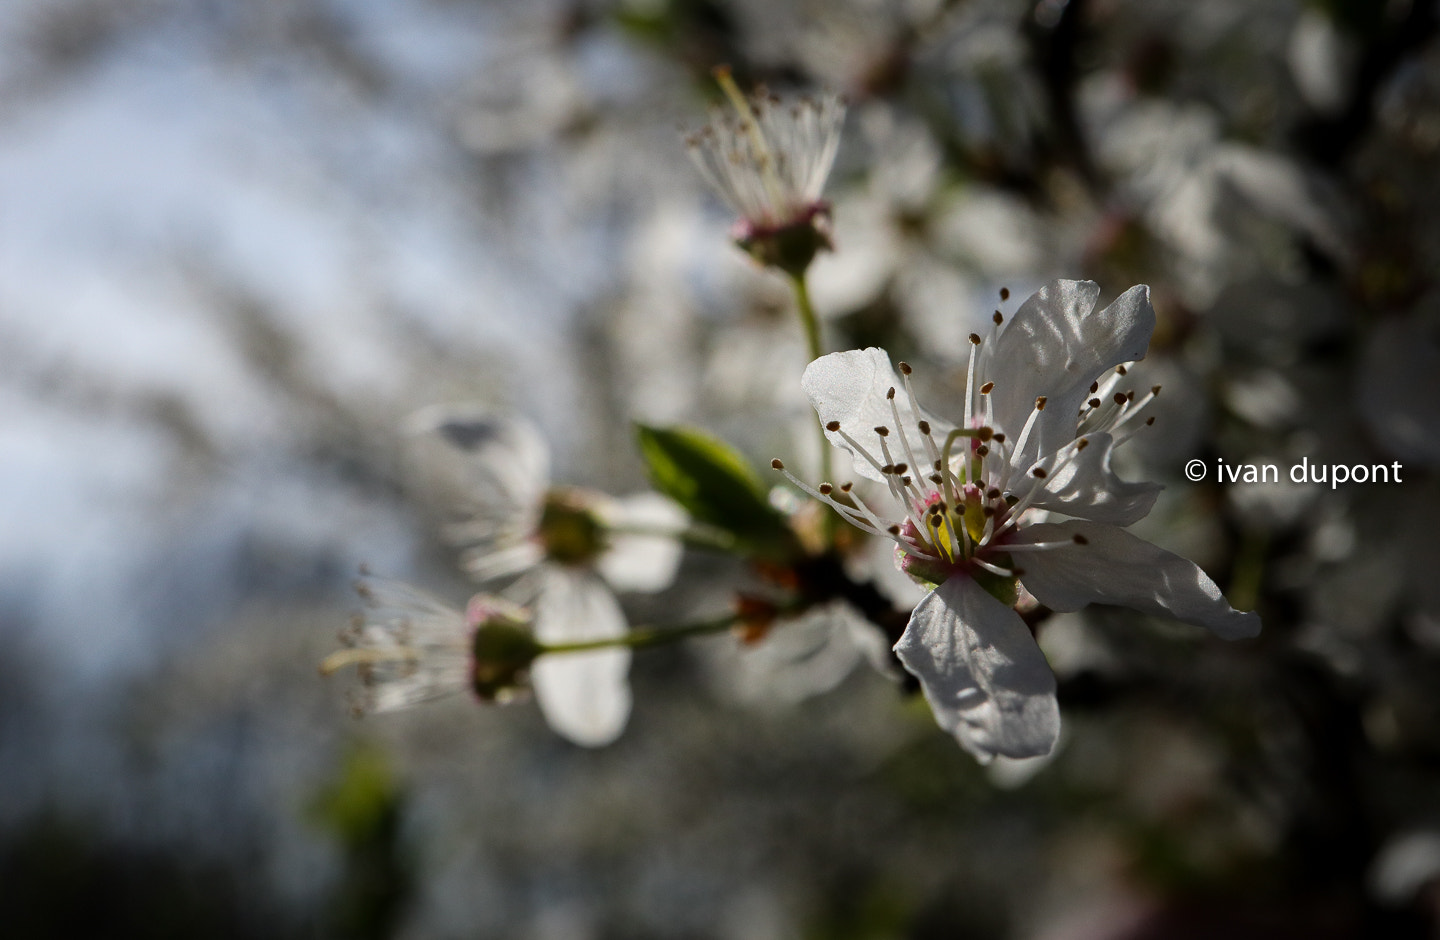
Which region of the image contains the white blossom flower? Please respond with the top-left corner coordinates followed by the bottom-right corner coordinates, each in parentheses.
top-left (405, 407), bottom-right (686, 747)
top-left (685, 68), bottom-right (845, 274)
top-left (775, 280), bottom-right (1260, 762)
top-left (321, 578), bottom-right (537, 713)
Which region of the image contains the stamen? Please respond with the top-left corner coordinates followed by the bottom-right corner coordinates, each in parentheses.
top-left (834, 426), bottom-right (888, 475)
top-left (1001, 397), bottom-right (1047, 490)
top-left (972, 557), bottom-right (1017, 578)
top-left (776, 465), bottom-right (884, 535)
top-left (887, 386), bottom-right (922, 479)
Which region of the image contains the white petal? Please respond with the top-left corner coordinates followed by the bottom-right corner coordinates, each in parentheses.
top-left (1014, 521), bottom-right (1261, 640)
top-left (893, 576), bottom-right (1060, 762)
top-left (1019, 432), bottom-right (1161, 526)
top-left (985, 282), bottom-right (1154, 466)
top-left (405, 406), bottom-right (550, 552)
top-left (594, 492), bottom-right (686, 593)
top-left (802, 348), bottom-right (952, 483)
top-left (730, 602), bottom-right (868, 704)
top-left (531, 568), bottom-right (632, 746)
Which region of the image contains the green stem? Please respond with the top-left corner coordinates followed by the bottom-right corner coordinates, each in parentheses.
top-left (606, 523), bottom-right (738, 554)
top-left (789, 270), bottom-right (835, 546)
top-left (539, 612), bottom-right (741, 656)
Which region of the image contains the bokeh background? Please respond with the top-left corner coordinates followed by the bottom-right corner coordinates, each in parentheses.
top-left (4, 0), bottom-right (1440, 936)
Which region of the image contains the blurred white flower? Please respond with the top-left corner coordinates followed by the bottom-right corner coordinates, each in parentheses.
top-left (322, 578), bottom-right (537, 712)
top-left (777, 280), bottom-right (1260, 762)
top-left (685, 68), bottom-right (845, 274)
top-left (406, 407), bottom-right (686, 746)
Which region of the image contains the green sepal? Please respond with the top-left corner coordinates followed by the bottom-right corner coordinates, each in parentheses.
top-left (634, 423), bottom-right (798, 561)
top-left (971, 558), bottom-right (1020, 608)
top-left (471, 620), bottom-right (542, 702)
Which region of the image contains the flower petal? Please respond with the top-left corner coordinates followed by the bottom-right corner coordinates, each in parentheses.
top-left (1017, 432), bottom-right (1161, 526)
top-left (531, 568), bottom-right (632, 746)
top-left (1014, 521), bottom-right (1261, 640)
top-left (803, 348), bottom-right (952, 483)
top-left (405, 406), bottom-right (550, 554)
top-left (985, 281), bottom-right (1154, 466)
top-left (594, 492), bottom-right (686, 593)
top-left (893, 575), bottom-right (1060, 762)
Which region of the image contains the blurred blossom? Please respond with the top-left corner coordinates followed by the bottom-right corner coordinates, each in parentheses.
top-left (717, 601), bottom-right (898, 706)
top-left (1371, 830), bottom-right (1440, 906)
top-left (808, 105), bottom-right (1044, 348)
top-left (685, 69), bottom-right (845, 274)
top-left (404, 407), bottom-right (685, 746)
top-left (778, 281), bottom-right (1259, 761)
top-left (1088, 92), bottom-right (1353, 306)
top-left (1288, 8), bottom-right (1358, 115)
top-left (322, 579), bottom-right (538, 712)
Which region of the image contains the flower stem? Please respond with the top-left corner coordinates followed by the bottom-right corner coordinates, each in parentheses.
top-left (539, 612), bottom-right (741, 656)
top-left (606, 522), bottom-right (738, 553)
top-left (789, 270), bottom-right (835, 545)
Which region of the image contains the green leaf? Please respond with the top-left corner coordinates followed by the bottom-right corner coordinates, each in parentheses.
top-left (634, 424), bottom-right (796, 559)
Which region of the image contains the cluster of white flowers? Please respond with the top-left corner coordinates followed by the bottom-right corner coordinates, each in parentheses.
top-left (327, 409), bottom-right (684, 747)
top-left (326, 72), bottom-right (1262, 768)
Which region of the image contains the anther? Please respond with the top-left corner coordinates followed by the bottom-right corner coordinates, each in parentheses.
top-left (1145, 416), bottom-right (1155, 426)
top-left (887, 524), bottom-right (901, 535)
top-left (901, 476), bottom-right (912, 486)
top-left (918, 420), bottom-right (931, 434)
top-left (980, 382), bottom-right (994, 395)
top-left (1072, 534), bottom-right (1089, 545)
top-left (1114, 393), bottom-right (1127, 405)
top-left (881, 464), bottom-right (895, 475)
top-left (1077, 438), bottom-right (1089, 450)
top-left (887, 387), bottom-right (896, 400)
top-left (1090, 381), bottom-right (1099, 393)
top-left (986, 488), bottom-right (1000, 499)
top-left (1000, 287), bottom-right (1010, 301)
top-left (976, 445), bottom-right (989, 457)
top-left (993, 311), bottom-right (1004, 325)
top-left (898, 362), bottom-right (912, 375)
top-left (992, 433), bottom-right (1006, 444)
top-left (1116, 365), bottom-right (1127, 375)
top-left (771, 458), bottom-right (785, 469)
top-left (874, 426), bottom-right (890, 436)
top-left (840, 482), bottom-right (853, 492)
top-left (1089, 398), bottom-right (1102, 408)
top-left (1035, 396), bottom-right (1047, 410)
top-left (826, 421), bottom-right (841, 432)
top-left (977, 426), bottom-right (993, 441)
top-left (1032, 467), bottom-right (1048, 478)
top-left (893, 462), bottom-right (908, 474)
top-left (1005, 495), bottom-right (1019, 506)
top-left (930, 473), bottom-right (944, 484)
top-left (1152, 385), bottom-right (1162, 396)
top-left (982, 505), bottom-right (996, 517)
top-left (933, 459), bottom-right (943, 470)
top-left (818, 483), bottom-right (833, 495)
top-left (969, 333), bottom-right (982, 346)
